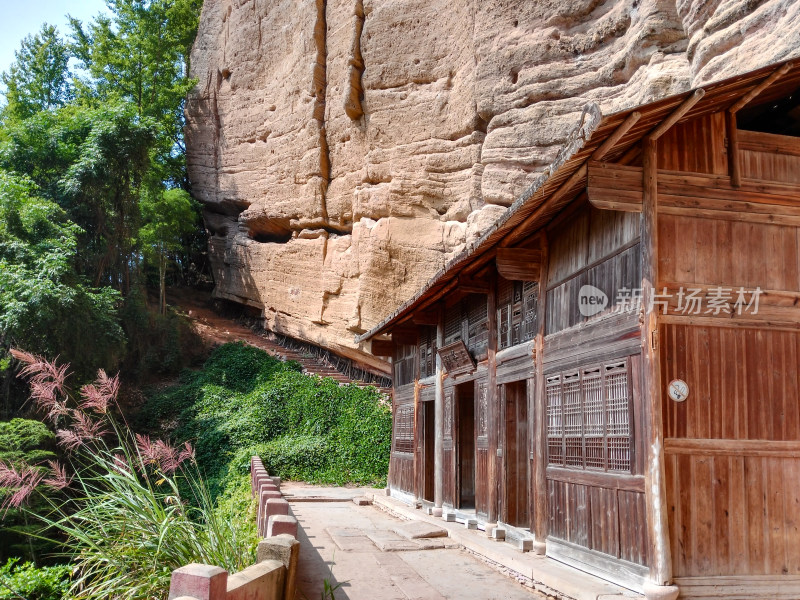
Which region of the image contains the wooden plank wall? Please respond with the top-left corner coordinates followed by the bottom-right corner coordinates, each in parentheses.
top-left (658, 120), bottom-right (800, 580)
top-left (740, 129), bottom-right (800, 184)
top-left (547, 480), bottom-right (649, 565)
top-left (657, 112), bottom-right (727, 175)
top-left (546, 204), bottom-right (641, 335)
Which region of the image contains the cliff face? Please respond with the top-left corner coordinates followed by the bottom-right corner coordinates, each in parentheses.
top-left (186, 0), bottom-right (800, 370)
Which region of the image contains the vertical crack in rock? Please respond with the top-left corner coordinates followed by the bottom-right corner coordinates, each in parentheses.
top-left (313, 0), bottom-right (330, 222)
top-left (344, 0), bottom-right (365, 120)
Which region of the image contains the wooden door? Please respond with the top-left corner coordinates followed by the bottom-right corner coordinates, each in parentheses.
top-left (475, 378), bottom-right (490, 518)
top-left (457, 382), bottom-right (476, 509)
top-left (503, 380), bottom-right (530, 527)
top-left (422, 400), bottom-right (435, 502)
top-left (443, 385), bottom-right (455, 506)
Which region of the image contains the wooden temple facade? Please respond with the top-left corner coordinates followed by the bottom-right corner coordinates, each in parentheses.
top-left (360, 60), bottom-right (800, 600)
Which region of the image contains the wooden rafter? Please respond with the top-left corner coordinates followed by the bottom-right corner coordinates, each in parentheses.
top-left (729, 62), bottom-right (792, 114)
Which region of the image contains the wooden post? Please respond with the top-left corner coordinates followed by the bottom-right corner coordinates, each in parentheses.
top-left (532, 232), bottom-right (549, 555)
top-left (434, 304), bottom-right (445, 508)
top-left (727, 111), bottom-right (741, 188)
top-left (487, 272), bottom-right (499, 522)
top-left (641, 138), bottom-right (674, 591)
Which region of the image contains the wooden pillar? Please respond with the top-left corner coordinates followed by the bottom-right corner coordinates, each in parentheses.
top-left (434, 304), bottom-right (445, 508)
top-left (532, 232), bottom-right (549, 555)
top-left (727, 111), bottom-right (741, 187)
top-left (487, 272), bottom-right (499, 522)
top-left (641, 139), bottom-right (674, 590)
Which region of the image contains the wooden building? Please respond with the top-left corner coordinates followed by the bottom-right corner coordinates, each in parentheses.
top-left (360, 60), bottom-right (800, 600)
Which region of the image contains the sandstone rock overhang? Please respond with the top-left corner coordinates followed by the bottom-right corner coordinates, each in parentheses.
top-left (358, 57), bottom-right (800, 344)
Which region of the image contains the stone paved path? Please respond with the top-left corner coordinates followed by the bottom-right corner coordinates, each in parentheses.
top-left (283, 483), bottom-right (543, 600)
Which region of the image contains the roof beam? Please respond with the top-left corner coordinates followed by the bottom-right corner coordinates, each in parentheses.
top-left (592, 111), bottom-right (642, 160)
top-left (647, 88), bottom-right (705, 141)
top-left (729, 62), bottom-right (792, 114)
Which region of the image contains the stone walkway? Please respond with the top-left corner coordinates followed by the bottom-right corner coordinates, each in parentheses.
top-left (282, 483), bottom-right (543, 600)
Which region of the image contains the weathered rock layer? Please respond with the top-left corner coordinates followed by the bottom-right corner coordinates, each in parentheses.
top-left (186, 0), bottom-right (800, 371)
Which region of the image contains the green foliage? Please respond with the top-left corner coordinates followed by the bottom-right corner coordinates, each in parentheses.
top-left (0, 420), bottom-right (59, 565)
top-left (0, 172), bottom-right (125, 379)
top-left (0, 559), bottom-right (70, 600)
top-left (140, 188), bottom-right (201, 314)
top-left (119, 288), bottom-right (204, 378)
top-left (141, 343), bottom-right (391, 495)
top-left (0, 419), bottom-right (56, 466)
top-left (1, 24), bottom-right (73, 124)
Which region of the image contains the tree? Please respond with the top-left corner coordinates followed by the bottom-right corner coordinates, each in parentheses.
top-left (139, 188), bottom-right (199, 314)
top-left (60, 104), bottom-right (157, 292)
top-left (69, 0), bottom-right (203, 187)
top-left (1, 24), bottom-right (72, 123)
top-left (0, 172), bottom-right (124, 384)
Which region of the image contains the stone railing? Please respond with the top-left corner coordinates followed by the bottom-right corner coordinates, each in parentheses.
top-left (167, 457), bottom-right (299, 600)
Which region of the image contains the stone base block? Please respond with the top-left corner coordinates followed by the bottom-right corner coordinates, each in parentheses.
top-left (257, 535), bottom-right (300, 600)
top-left (267, 515), bottom-right (298, 538)
top-left (491, 528), bottom-right (506, 541)
top-left (518, 539), bottom-right (533, 552)
top-left (443, 511), bottom-right (456, 522)
top-left (464, 519), bottom-right (478, 530)
top-left (643, 583), bottom-right (680, 600)
top-left (168, 563), bottom-right (227, 600)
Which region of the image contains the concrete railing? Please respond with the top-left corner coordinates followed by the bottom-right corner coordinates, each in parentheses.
top-left (167, 457), bottom-right (299, 600)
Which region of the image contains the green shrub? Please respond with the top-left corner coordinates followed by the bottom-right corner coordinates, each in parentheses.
top-left (142, 343), bottom-right (392, 494)
top-left (0, 419), bottom-right (56, 466)
top-left (0, 559), bottom-right (70, 600)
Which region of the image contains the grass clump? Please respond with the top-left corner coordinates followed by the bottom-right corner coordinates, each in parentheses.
top-left (141, 342), bottom-right (392, 494)
top-left (1, 351), bottom-right (258, 600)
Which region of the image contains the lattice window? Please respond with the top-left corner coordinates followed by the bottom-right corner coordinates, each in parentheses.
top-left (605, 362), bottom-right (631, 471)
top-left (393, 344), bottom-right (417, 387)
top-left (418, 326), bottom-right (437, 379)
top-left (467, 294), bottom-right (489, 357)
top-left (498, 305), bottom-right (511, 350)
top-left (521, 281), bottom-right (538, 342)
top-left (562, 372), bottom-right (582, 467)
top-left (498, 278), bottom-right (538, 350)
top-left (582, 367), bottom-right (604, 469)
top-left (444, 305), bottom-right (462, 345)
top-left (394, 405), bottom-right (415, 454)
top-left (546, 375), bottom-right (563, 465)
top-left (545, 360), bottom-right (633, 472)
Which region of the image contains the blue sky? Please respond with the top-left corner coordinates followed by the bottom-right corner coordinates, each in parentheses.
top-left (0, 0), bottom-right (110, 75)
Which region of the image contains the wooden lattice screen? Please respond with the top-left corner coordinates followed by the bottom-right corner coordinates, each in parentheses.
top-left (498, 279), bottom-right (538, 350)
top-left (545, 360), bottom-right (632, 472)
top-left (393, 404), bottom-right (415, 454)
